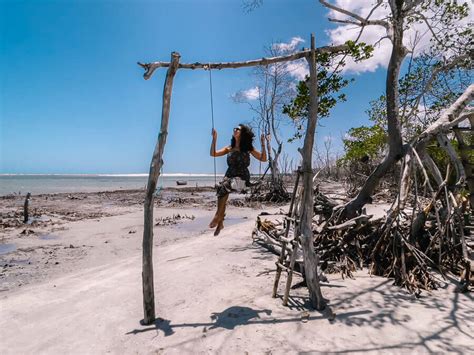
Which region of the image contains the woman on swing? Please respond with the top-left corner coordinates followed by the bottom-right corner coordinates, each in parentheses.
top-left (209, 124), bottom-right (268, 236)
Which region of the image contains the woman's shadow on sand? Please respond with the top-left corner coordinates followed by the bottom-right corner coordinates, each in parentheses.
top-left (127, 306), bottom-right (272, 337)
top-left (126, 304), bottom-right (367, 337)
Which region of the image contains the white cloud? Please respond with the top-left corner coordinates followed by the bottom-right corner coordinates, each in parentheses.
top-left (236, 61), bottom-right (307, 101)
top-left (324, 0), bottom-right (393, 73)
top-left (323, 0), bottom-right (473, 74)
top-left (273, 36), bottom-right (305, 51)
top-left (241, 86), bottom-right (260, 100)
top-left (273, 38), bottom-right (309, 80)
top-left (285, 59), bottom-right (309, 80)
top-left (235, 37), bottom-right (310, 100)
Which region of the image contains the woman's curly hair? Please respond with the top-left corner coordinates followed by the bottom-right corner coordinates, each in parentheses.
top-left (231, 124), bottom-right (254, 153)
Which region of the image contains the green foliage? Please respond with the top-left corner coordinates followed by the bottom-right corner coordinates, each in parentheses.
top-left (338, 0), bottom-right (472, 169)
top-left (340, 96), bottom-right (387, 165)
top-left (282, 49), bottom-right (360, 142)
top-left (342, 125), bottom-right (387, 163)
top-left (407, 1), bottom-right (472, 57)
top-left (345, 40), bottom-right (374, 62)
top-left (283, 41), bottom-right (373, 142)
top-left (340, 43), bottom-right (472, 168)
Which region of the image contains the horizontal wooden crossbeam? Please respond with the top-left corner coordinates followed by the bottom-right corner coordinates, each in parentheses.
top-left (137, 44), bottom-right (350, 80)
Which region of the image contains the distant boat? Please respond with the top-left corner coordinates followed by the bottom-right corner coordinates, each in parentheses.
top-left (176, 180), bottom-right (188, 186)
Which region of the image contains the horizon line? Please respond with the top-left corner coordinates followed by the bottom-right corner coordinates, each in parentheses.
top-left (0, 173), bottom-right (226, 177)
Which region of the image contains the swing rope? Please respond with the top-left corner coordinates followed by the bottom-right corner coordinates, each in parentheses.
top-left (258, 125), bottom-right (262, 178)
top-left (207, 65), bottom-right (217, 187)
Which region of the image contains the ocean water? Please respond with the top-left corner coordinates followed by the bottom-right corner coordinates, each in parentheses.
top-left (0, 174), bottom-right (223, 196)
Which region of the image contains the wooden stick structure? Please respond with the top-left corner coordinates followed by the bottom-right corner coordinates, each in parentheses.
top-left (253, 100), bottom-right (473, 295)
top-left (138, 35), bottom-right (351, 323)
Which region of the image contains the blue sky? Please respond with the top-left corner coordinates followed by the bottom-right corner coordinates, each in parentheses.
top-left (0, 0), bottom-right (388, 174)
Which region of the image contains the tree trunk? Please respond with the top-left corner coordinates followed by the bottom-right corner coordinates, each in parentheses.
top-left (343, 6), bottom-right (406, 218)
top-left (299, 34), bottom-right (326, 310)
top-left (142, 52), bottom-right (180, 325)
top-left (269, 105), bottom-right (283, 189)
top-left (270, 144), bottom-right (283, 188)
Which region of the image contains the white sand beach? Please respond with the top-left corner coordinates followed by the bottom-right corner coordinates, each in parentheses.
top-left (1, 188), bottom-right (472, 354)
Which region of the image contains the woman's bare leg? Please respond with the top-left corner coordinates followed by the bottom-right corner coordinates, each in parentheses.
top-left (209, 193), bottom-right (228, 228)
top-left (214, 194), bottom-right (229, 236)
top-left (209, 210), bottom-right (220, 228)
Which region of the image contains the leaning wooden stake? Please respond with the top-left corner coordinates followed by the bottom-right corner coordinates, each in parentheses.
top-left (142, 52), bottom-right (180, 325)
top-left (272, 169), bottom-right (301, 299)
top-left (298, 34), bottom-right (326, 310)
top-left (23, 192), bottom-right (31, 223)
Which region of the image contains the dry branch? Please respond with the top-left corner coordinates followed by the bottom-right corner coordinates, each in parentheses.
top-left (137, 45), bottom-right (350, 80)
top-left (319, 0), bottom-right (390, 31)
top-left (327, 214), bottom-right (373, 231)
top-left (416, 84), bottom-right (474, 144)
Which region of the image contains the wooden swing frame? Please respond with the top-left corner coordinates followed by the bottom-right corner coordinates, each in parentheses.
top-left (138, 34), bottom-right (352, 324)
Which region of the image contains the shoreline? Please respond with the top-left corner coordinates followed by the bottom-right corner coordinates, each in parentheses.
top-left (0, 173), bottom-right (298, 197)
top-left (1, 185), bottom-right (216, 198)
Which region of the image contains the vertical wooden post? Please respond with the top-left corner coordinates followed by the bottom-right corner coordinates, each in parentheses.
top-left (299, 34), bottom-right (326, 310)
top-left (142, 52), bottom-right (180, 325)
top-left (23, 192), bottom-right (31, 223)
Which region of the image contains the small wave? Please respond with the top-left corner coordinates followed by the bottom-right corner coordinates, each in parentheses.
top-left (95, 174), bottom-right (149, 177)
top-left (92, 173), bottom-right (223, 177)
top-left (0, 174), bottom-right (99, 177)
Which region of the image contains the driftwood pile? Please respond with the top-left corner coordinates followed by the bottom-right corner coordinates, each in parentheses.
top-left (154, 214), bottom-right (195, 226)
top-left (254, 85), bottom-right (473, 296)
top-left (248, 179), bottom-right (290, 203)
top-left (253, 185), bottom-right (473, 295)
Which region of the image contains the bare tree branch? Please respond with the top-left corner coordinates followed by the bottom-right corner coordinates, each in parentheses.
top-left (319, 0), bottom-right (390, 30)
top-left (405, 54), bottom-right (473, 123)
top-left (404, 0), bottom-right (425, 12)
top-left (138, 45), bottom-right (349, 80)
top-left (417, 84), bottom-right (474, 144)
top-left (328, 18), bottom-right (364, 26)
top-left (415, 12), bottom-right (445, 48)
top-left (327, 0), bottom-right (386, 79)
top-left (436, 134), bottom-right (466, 184)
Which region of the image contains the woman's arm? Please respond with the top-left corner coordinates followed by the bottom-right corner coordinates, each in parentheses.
top-left (210, 129), bottom-right (231, 157)
top-left (250, 134), bottom-right (268, 162)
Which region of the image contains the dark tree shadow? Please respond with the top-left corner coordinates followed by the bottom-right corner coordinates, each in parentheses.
top-left (227, 243), bottom-right (278, 261)
top-left (320, 278), bottom-right (474, 353)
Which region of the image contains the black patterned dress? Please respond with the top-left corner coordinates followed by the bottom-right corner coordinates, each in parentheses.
top-left (216, 150), bottom-right (251, 197)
